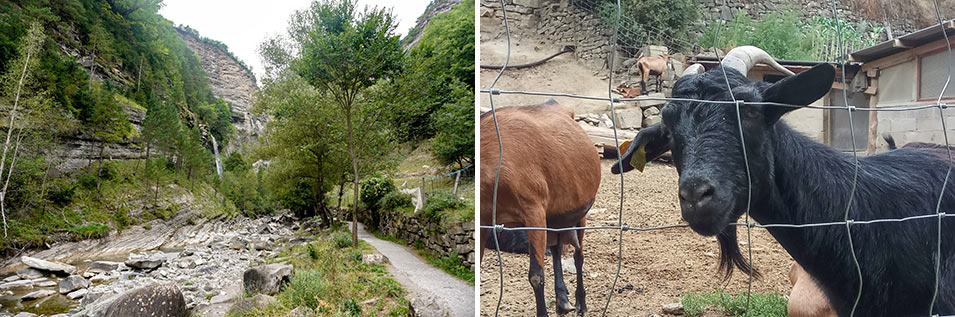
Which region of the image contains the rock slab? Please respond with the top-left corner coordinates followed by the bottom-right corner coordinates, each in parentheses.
top-left (21, 256), bottom-right (76, 275)
top-left (60, 275), bottom-right (90, 294)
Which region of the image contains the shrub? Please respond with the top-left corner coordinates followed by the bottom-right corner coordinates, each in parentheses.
top-left (333, 230), bottom-right (353, 249)
top-left (380, 191), bottom-right (413, 211)
top-left (284, 270), bottom-right (328, 309)
top-left (359, 175), bottom-right (396, 211)
top-left (338, 298), bottom-right (362, 316)
top-left (98, 161), bottom-right (118, 181)
top-left (47, 183), bottom-right (76, 206)
top-left (76, 171), bottom-right (98, 190)
top-left (422, 190), bottom-right (467, 220)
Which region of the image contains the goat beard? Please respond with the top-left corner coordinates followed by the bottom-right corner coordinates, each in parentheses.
top-left (717, 225), bottom-right (761, 281)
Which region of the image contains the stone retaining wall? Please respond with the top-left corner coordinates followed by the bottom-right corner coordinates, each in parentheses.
top-left (359, 210), bottom-right (475, 270)
top-left (481, 0), bottom-right (917, 71)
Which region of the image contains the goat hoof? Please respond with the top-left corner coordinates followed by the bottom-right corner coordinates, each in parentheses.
top-left (556, 301), bottom-right (576, 315)
top-left (575, 304), bottom-right (587, 317)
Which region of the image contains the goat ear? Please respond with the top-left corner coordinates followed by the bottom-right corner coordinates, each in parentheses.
top-left (611, 123), bottom-right (670, 174)
top-left (761, 63), bottom-right (835, 123)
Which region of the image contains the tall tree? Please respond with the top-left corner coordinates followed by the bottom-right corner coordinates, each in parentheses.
top-left (0, 21), bottom-right (44, 237)
top-left (291, 0), bottom-right (404, 245)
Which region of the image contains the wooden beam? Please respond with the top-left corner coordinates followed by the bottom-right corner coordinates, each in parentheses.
top-left (867, 77), bottom-right (880, 155)
top-left (892, 38), bottom-right (912, 49)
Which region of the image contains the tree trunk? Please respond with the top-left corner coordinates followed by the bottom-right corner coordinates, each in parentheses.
top-left (96, 140), bottom-right (106, 191)
top-left (0, 48), bottom-right (33, 237)
top-left (346, 107), bottom-right (359, 246)
top-left (337, 172), bottom-right (346, 209)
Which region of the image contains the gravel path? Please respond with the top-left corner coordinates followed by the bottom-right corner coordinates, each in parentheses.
top-left (352, 222), bottom-right (475, 317)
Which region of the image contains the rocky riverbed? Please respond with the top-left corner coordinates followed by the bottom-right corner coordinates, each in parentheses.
top-left (0, 214), bottom-right (315, 317)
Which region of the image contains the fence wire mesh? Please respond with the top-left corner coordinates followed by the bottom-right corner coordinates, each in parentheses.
top-left (481, 0), bottom-right (955, 315)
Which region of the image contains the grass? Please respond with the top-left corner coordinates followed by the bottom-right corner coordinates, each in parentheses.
top-left (2, 159), bottom-right (239, 250)
top-left (681, 290), bottom-right (788, 317)
top-left (372, 230), bottom-right (474, 285)
top-left (232, 226), bottom-right (410, 317)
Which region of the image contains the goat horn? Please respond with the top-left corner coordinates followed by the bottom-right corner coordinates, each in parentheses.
top-left (721, 46), bottom-right (794, 77)
top-left (681, 63), bottom-right (705, 77)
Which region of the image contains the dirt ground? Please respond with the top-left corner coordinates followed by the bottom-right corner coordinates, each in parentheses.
top-left (480, 38), bottom-right (616, 114)
top-left (478, 161), bottom-right (795, 316)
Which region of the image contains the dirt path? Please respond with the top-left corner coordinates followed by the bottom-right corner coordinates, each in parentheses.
top-left (479, 161), bottom-right (794, 316)
top-left (352, 222), bottom-right (475, 317)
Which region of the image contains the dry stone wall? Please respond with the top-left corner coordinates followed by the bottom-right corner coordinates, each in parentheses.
top-left (360, 210), bottom-right (475, 270)
top-left (481, 0), bottom-right (918, 72)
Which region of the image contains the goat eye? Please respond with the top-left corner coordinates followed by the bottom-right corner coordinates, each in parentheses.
top-left (743, 109), bottom-right (761, 120)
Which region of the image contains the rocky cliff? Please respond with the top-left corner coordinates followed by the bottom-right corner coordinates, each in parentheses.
top-left (403, 0), bottom-right (463, 50)
top-left (177, 29), bottom-right (263, 154)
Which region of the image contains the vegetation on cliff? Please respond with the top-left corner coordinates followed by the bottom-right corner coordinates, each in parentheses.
top-left (0, 0), bottom-right (242, 249)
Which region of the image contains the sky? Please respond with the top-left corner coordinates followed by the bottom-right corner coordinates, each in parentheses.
top-left (159, 0), bottom-right (433, 82)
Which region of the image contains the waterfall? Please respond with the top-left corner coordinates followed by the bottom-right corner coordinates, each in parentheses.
top-left (211, 134), bottom-right (223, 179)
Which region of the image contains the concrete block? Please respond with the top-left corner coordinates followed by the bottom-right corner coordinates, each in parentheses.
top-left (895, 117), bottom-right (917, 131)
top-left (614, 108), bottom-right (644, 129)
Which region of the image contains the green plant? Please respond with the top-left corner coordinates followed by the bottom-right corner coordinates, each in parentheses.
top-left (699, 9), bottom-right (883, 61)
top-left (380, 191), bottom-right (413, 211)
top-left (307, 243), bottom-right (320, 260)
top-left (338, 298), bottom-right (362, 316)
top-left (682, 291), bottom-right (788, 317)
top-left (284, 270), bottom-right (329, 309)
top-left (360, 175), bottom-right (397, 211)
top-left (423, 252), bottom-right (474, 284)
top-left (422, 190), bottom-right (467, 220)
top-left (333, 230), bottom-right (353, 249)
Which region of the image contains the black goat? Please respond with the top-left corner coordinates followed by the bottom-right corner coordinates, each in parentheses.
top-left (885, 133), bottom-right (955, 153)
top-left (613, 63), bottom-right (955, 316)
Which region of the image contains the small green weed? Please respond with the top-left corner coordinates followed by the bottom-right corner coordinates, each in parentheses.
top-left (681, 290), bottom-right (788, 317)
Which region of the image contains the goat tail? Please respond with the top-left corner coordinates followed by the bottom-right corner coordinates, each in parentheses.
top-left (883, 133), bottom-right (897, 150)
top-left (717, 226), bottom-right (761, 281)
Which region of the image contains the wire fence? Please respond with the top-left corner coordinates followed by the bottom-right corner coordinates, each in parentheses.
top-left (481, 0), bottom-right (955, 315)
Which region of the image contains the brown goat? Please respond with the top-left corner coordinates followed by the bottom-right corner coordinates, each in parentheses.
top-left (616, 83), bottom-right (643, 98)
top-left (480, 101), bottom-right (601, 317)
top-left (637, 54), bottom-right (670, 94)
top-left (788, 262), bottom-right (837, 317)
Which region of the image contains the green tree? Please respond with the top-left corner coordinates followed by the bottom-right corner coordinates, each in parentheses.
top-left (431, 87), bottom-right (474, 168)
top-left (0, 21), bottom-right (44, 237)
top-left (291, 0), bottom-right (404, 244)
top-left (251, 70), bottom-right (347, 225)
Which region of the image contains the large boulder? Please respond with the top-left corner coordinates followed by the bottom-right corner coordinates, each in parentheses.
top-left (21, 256), bottom-right (76, 275)
top-left (242, 263), bottom-right (293, 295)
top-left (226, 294), bottom-right (277, 316)
top-left (125, 252), bottom-right (165, 270)
top-left (103, 284), bottom-right (188, 317)
top-left (59, 275), bottom-right (90, 294)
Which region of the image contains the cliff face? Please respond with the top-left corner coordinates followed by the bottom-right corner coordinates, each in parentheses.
top-left (177, 29), bottom-right (263, 154)
top-left (404, 0), bottom-right (463, 50)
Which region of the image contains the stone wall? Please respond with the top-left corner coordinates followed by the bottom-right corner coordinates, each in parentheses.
top-left (359, 210), bottom-right (475, 270)
top-left (481, 0), bottom-right (918, 71)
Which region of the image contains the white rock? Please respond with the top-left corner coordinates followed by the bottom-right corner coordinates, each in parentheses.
top-left (67, 288), bottom-right (89, 299)
top-left (21, 289), bottom-right (56, 300)
top-left (21, 256), bottom-right (76, 274)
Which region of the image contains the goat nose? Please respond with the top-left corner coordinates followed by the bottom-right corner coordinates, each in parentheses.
top-left (679, 181), bottom-right (715, 205)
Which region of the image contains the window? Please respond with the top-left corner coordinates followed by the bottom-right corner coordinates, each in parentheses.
top-left (919, 49), bottom-right (955, 100)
